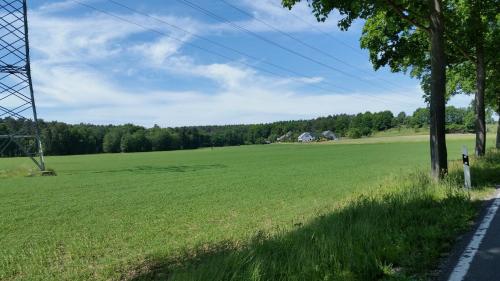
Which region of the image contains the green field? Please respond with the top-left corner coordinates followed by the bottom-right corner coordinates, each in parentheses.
top-left (0, 134), bottom-right (496, 280)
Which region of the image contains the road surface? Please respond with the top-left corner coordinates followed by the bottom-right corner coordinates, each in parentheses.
top-left (441, 187), bottom-right (500, 281)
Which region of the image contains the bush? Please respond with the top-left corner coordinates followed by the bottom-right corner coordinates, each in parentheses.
top-left (347, 128), bottom-right (363, 139)
top-left (446, 124), bottom-right (467, 133)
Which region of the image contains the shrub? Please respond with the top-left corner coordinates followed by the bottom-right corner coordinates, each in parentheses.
top-left (347, 128), bottom-right (363, 139)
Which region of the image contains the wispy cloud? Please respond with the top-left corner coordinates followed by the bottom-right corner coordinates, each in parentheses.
top-left (28, 1), bottom-right (426, 127)
top-left (33, 57), bottom-right (424, 127)
top-left (30, 13), bottom-right (139, 64)
top-left (36, 0), bottom-right (83, 13)
top-left (131, 35), bottom-right (192, 66)
top-left (206, 0), bottom-right (343, 34)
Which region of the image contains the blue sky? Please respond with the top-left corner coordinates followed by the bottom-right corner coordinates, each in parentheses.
top-left (28, 0), bottom-right (472, 127)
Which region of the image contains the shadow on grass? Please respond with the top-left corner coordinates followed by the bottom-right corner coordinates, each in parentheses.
top-left (65, 164), bottom-right (227, 176)
top-left (125, 150), bottom-right (499, 281)
top-left (127, 185), bottom-right (477, 280)
top-left (95, 164), bottom-right (227, 175)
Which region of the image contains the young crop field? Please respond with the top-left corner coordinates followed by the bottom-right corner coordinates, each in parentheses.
top-left (0, 134), bottom-right (496, 280)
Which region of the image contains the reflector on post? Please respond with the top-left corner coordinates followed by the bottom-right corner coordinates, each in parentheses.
top-left (462, 146), bottom-right (471, 189)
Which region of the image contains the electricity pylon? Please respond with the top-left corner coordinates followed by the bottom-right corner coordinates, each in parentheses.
top-left (0, 0), bottom-right (45, 171)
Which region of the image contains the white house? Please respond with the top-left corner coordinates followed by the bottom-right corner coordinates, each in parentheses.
top-left (298, 132), bottom-right (315, 142)
top-left (322, 130), bottom-right (338, 140)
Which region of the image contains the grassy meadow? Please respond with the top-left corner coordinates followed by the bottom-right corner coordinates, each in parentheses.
top-left (0, 134), bottom-right (498, 280)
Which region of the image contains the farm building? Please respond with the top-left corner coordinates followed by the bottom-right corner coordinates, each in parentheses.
top-left (322, 130), bottom-right (338, 140)
top-left (298, 132), bottom-right (315, 142)
top-left (277, 131), bottom-right (292, 142)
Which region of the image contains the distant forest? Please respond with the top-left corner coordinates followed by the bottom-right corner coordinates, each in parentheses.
top-left (0, 105), bottom-right (495, 156)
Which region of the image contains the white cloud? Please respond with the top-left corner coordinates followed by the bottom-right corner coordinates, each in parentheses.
top-left (36, 0), bottom-right (94, 13)
top-left (30, 13), bottom-right (138, 64)
top-left (39, 87), bottom-right (425, 128)
top-left (29, 8), bottom-right (202, 63)
top-left (33, 55), bottom-right (424, 127)
top-left (295, 76), bottom-right (324, 84)
top-left (131, 35), bottom-right (191, 65)
top-left (145, 54), bottom-right (325, 92)
top-left (208, 0), bottom-right (342, 34)
top-left (27, 1), bottom-right (424, 127)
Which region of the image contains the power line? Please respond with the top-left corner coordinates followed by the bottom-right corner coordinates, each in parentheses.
top-left (71, 1), bottom-right (302, 83)
top-left (105, 0), bottom-right (350, 92)
top-left (70, 0), bottom-right (417, 107)
top-left (219, 0), bottom-right (409, 92)
top-left (104, 0), bottom-right (417, 106)
top-left (177, 0), bottom-right (407, 94)
top-left (266, 0), bottom-right (364, 57)
top-left (177, 0), bottom-right (353, 78)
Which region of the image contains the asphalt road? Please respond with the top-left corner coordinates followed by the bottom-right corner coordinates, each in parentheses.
top-left (441, 187), bottom-right (500, 281)
top-left (462, 206), bottom-right (500, 281)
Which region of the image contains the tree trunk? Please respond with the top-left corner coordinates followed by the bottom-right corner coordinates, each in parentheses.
top-left (429, 0), bottom-right (448, 178)
top-left (474, 0), bottom-right (486, 156)
top-left (475, 48), bottom-right (486, 156)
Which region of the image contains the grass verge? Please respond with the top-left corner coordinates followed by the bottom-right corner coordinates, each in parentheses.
top-left (130, 149), bottom-right (500, 281)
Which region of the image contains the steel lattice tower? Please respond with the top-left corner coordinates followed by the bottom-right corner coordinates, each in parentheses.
top-left (0, 0), bottom-right (45, 171)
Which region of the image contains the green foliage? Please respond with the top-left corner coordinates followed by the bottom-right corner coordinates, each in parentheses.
top-left (361, 10), bottom-right (429, 75)
top-left (103, 128), bottom-right (122, 153)
top-left (395, 111), bottom-right (409, 126)
top-left (410, 107), bottom-right (430, 128)
top-left (347, 127), bottom-right (363, 138)
top-left (424, 0), bottom-right (498, 107)
top-left (407, 105), bottom-right (484, 133)
top-left (282, 0), bottom-right (498, 116)
top-left (373, 110), bottom-right (394, 131)
top-left (147, 126), bottom-right (179, 151)
top-left (464, 109), bottom-right (476, 131)
top-left (282, 0), bottom-right (433, 80)
top-left (120, 130), bottom-right (151, 153)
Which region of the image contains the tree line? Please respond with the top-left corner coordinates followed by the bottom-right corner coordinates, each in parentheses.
top-left (0, 105), bottom-right (494, 156)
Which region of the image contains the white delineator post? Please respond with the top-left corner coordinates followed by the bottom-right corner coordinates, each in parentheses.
top-left (462, 146), bottom-right (471, 189)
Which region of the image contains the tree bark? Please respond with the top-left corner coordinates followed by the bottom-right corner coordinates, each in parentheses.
top-left (429, 0), bottom-right (448, 178)
top-left (475, 45), bottom-right (486, 156)
top-left (474, 0), bottom-right (486, 156)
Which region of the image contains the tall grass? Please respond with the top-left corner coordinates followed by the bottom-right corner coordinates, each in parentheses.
top-left (131, 150), bottom-right (499, 281)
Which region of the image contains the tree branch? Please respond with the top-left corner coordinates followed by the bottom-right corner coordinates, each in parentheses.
top-left (384, 0), bottom-right (431, 33)
top-left (446, 35), bottom-right (477, 64)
